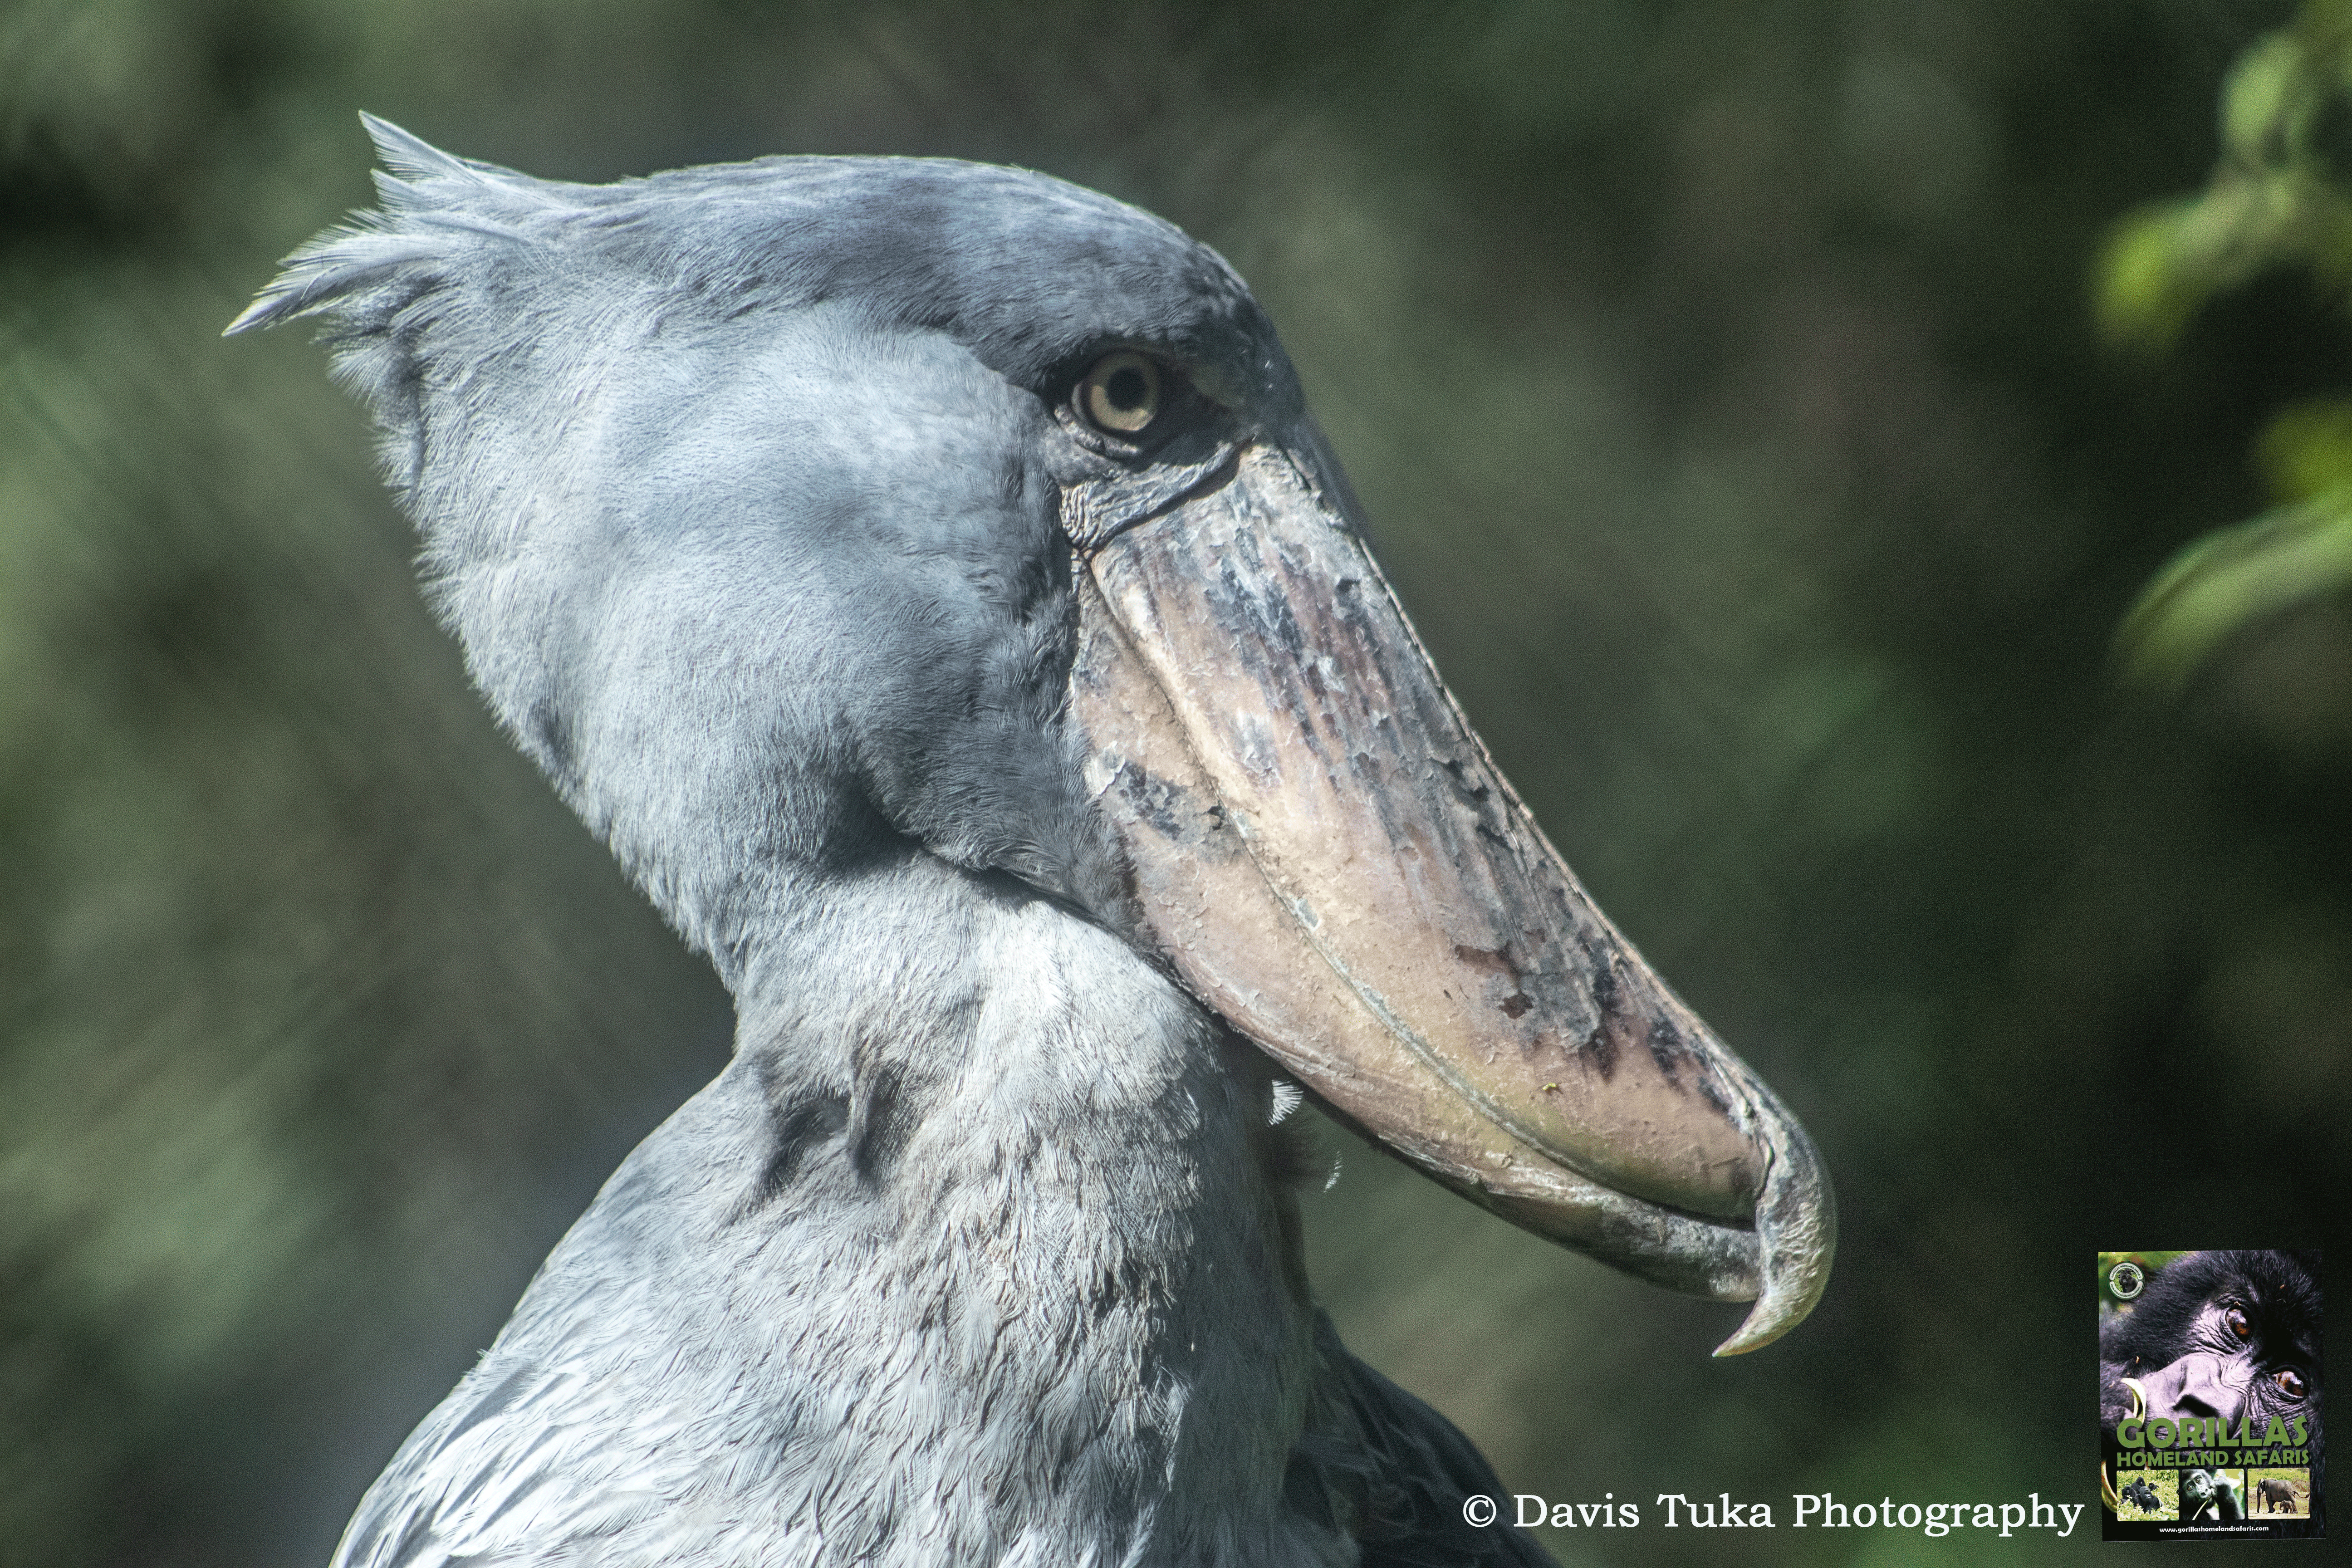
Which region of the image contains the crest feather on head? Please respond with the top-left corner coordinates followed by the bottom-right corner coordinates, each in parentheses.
top-left (225, 114), bottom-right (556, 338)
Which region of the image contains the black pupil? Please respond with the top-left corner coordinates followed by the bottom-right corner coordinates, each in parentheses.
top-left (1106, 366), bottom-right (1149, 412)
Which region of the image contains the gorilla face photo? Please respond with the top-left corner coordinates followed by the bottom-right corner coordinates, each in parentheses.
top-left (2101, 1251), bottom-right (2323, 1529)
top-left (2179, 1468), bottom-right (2242, 1522)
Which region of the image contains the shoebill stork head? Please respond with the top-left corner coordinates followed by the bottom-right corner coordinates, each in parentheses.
top-left (232, 119), bottom-right (1830, 1358)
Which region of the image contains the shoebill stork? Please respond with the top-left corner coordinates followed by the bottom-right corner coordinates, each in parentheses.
top-left (232, 118), bottom-right (1833, 1567)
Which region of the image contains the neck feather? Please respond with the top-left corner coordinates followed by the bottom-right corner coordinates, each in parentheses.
top-left (366, 851), bottom-right (1345, 1565)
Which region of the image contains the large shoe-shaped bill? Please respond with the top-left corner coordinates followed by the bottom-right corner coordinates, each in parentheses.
top-left (1070, 439), bottom-right (1833, 1356)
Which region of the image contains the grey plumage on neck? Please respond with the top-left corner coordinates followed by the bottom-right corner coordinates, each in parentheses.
top-left (336, 865), bottom-right (1351, 1565)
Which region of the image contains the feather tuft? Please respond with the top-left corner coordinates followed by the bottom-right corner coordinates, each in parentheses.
top-left (225, 114), bottom-right (548, 337)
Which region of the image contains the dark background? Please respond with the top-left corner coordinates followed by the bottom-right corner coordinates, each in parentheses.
top-left (2, 1), bottom-right (2344, 1563)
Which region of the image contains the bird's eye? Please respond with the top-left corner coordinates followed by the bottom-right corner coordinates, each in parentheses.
top-left (2225, 1306), bottom-right (2251, 1340)
top-left (1078, 351), bottom-right (1162, 436)
top-left (2276, 1368), bottom-right (2306, 1399)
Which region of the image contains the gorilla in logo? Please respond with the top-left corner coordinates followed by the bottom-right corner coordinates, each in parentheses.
top-left (2180, 1468), bottom-right (2242, 1522)
top-left (2100, 1252), bottom-right (2322, 1529)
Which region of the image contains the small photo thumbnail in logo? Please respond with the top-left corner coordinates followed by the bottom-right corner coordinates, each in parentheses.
top-left (2113, 1471), bottom-right (2173, 1521)
top-left (2179, 1467), bottom-right (2245, 1523)
top-left (2247, 1469), bottom-right (2311, 1518)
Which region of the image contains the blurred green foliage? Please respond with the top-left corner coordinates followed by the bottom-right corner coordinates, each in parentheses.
top-left (3, 2), bottom-right (2345, 1566)
top-left (2103, 0), bottom-right (2352, 684)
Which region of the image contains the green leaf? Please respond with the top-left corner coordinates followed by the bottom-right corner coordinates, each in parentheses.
top-left (2259, 399), bottom-right (2352, 501)
top-left (2305, 0), bottom-right (2352, 90)
top-left (2222, 34), bottom-right (2308, 163)
top-left (2118, 492), bottom-right (2352, 689)
top-left (2094, 174), bottom-right (2323, 349)
top-left (2095, 200), bottom-right (2210, 350)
